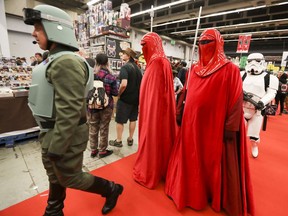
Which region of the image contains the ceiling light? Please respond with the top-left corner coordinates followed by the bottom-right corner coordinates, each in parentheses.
top-left (87, 0), bottom-right (102, 6)
top-left (222, 29), bottom-right (288, 37)
top-left (153, 5), bottom-right (266, 28)
top-left (186, 29), bottom-right (288, 40)
top-left (224, 36), bottom-right (288, 42)
top-left (130, 0), bottom-right (191, 18)
top-left (172, 18), bottom-right (288, 35)
top-left (153, 1), bottom-right (288, 28)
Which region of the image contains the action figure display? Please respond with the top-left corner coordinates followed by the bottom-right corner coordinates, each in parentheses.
top-left (241, 53), bottom-right (278, 158)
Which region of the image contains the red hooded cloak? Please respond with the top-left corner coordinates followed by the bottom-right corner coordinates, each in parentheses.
top-left (133, 32), bottom-right (177, 189)
top-left (165, 28), bottom-right (255, 216)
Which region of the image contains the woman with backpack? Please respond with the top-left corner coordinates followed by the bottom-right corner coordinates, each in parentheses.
top-left (275, 71), bottom-right (288, 115)
top-left (87, 53), bottom-right (119, 158)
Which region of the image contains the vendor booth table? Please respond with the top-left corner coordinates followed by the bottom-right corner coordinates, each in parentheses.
top-left (0, 96), bottom-right (39, 147)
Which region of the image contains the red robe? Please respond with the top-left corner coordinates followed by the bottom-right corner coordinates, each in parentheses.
top-left (133, 32), bottom-right (177, 189)
top-left (165, 62), bottom-right (254, 215)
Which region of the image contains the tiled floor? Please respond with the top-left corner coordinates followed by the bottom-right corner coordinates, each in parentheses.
top-left (0, 120), bottom-right (138, 210)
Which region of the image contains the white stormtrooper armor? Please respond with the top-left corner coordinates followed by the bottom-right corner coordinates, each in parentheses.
top-left (241, 53), bottom-right (278, 158)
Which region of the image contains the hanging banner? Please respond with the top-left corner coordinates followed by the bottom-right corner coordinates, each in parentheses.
top-left (236, 34), bottom-right (252, 53)
top-left (280, 51), bottom-right (288, 68)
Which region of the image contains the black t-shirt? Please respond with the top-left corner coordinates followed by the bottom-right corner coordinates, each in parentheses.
top-left (178, 67), bottom-right (187, 85)
top-left (119, 60), bottom-right (142, 105)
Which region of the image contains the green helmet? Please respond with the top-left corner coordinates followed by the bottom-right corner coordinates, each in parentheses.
top-left (23, 5), bottom-right (78, 51)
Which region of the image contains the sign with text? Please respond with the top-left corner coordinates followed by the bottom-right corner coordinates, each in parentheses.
top-left (280, 51), bottom-right (288, 67)
top-left (236, 34), bottom-right (252, 53)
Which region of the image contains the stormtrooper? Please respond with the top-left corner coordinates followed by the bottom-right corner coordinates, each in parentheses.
top-left (241, 53), bottom-right (278, 158)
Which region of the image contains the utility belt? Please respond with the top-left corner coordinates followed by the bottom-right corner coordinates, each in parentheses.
top-left (39, 117), bottom-right (87, 129)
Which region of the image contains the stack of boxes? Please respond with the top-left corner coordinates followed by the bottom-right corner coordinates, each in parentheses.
top-left (74, 1), bottom-right (131, 58)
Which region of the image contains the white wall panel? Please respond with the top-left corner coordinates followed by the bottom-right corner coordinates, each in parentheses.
top-left (8, 31), bottom-right (42, 63)
top-left (0, 0), bottom-right (10, 57)
top-left (4, 0), bottom-right (26, 16)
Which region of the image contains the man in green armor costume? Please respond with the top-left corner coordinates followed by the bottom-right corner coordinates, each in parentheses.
top-left (23, 5), bottom-right (123, 215)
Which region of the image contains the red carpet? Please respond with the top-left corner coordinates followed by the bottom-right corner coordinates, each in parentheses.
top-left (1, 115), bottom-right (287, 216)
top-left (248, 114), bottom-right (288, 216)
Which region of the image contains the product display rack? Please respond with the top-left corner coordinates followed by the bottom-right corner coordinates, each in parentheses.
top-left (0, 57), bottom-right (39, 145)
top-left (0, 57), bottom-right (33, 97)
top-left (74, 1), bottom-right (131, 67)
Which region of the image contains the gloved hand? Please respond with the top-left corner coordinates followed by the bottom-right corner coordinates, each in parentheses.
top-left (255, 101), bottom-right (264, 110)
top-left (224, 130), bottom-right (236, 142)
top-left (47, 152), bottom-right (62, 161)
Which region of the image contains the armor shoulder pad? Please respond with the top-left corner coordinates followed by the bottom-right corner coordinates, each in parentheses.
top-left (269, 74), bottom-right (279, 91)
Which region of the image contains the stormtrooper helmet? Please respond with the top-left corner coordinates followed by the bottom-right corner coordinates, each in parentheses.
top-left (245, 53), bottom-right (266, 75)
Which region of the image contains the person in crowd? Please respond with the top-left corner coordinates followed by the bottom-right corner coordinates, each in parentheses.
top-left (177, 61), bottom-right (188, 85)
top-left (241, 53), bottom-right (278, 158)
top-left (173, 61), bottom-right (180, 71)
top-left (35, 52), bottom-right (43, 64)
top-left (16, 57), bottom-right (22, 65)
top-left (165, 28), bottom-right (254, 216)
top-left (23, 5), bottom-right (123, 215)
top-left (172, 69), bottom-right (183, 101)
top-left (275, 71), bottom-right (288, 115)
top-left (85, 57), bottom-right (96, 68)
top-left (88, 53), bottom-right (118, 158)
top-left (109, 47), bottom-right (142, 147)
top-left (133, 32), bottom-right (177, 189)
top-left (42, 50), bottom-right (49, 61)
top-left (284, 89), bottom-right (288, 114)
top-left (30, 55), bottom-right (37, 66)
top-left (20, 57), bottom-right (28, 66)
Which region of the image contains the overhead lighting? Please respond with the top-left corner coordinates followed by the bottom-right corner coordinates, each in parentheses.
top-left (153, 5), bottom-right (265, 28)
top-left (186, 29), bottom-right (288, 40)
top-left (87, 0), bottom-right (102, 6)
top-left (222, 29), bottom-right (288, 38)
top-left (153, 1), bottom-right (288, 28)
top-left (171, 18), bottom-right (288, 35)
top-left (130, 0), bottom-right (191, 18)
top-left (276, 1), bottom-right (288, 6)
top-left (224, 36), bottom-right (288, 42)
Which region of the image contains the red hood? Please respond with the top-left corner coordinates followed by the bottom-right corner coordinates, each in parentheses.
top-left (141, 32), bottom-right (166, 66)
top-left (194, 28), bottom-right (229, 77)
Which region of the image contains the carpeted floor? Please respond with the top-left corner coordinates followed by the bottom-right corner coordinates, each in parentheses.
top-left (1, 114), bottom-right (287, 216)
top-left (248, 114), bottom-right (288, 216)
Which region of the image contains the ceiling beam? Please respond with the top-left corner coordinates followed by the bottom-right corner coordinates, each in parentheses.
top-left (36, 0), bottom-right (86, 14)
top-left (170, 18), bottom-right (288, 38)
top-left (113, 0), bottom-right (144, 10)
top-left (132, 0), bottom-right (265, 26)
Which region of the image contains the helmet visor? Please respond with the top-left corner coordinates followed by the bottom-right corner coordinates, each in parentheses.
top-left (23, 8), bottom-right (41, 25)
top-left (23, 8), bottom-right (73, 27)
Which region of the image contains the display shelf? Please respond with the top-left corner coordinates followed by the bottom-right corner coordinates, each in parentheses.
top-left (0, 57), bottom-right (33, 94)
top-left (90, 29), bottom-right (130, 39)
top-left (75, 1), bottom-right (131, 52)
top-left (90, 43), bottom-right (105, 47)
top-left (0, 127), bottom-right (40, 147)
